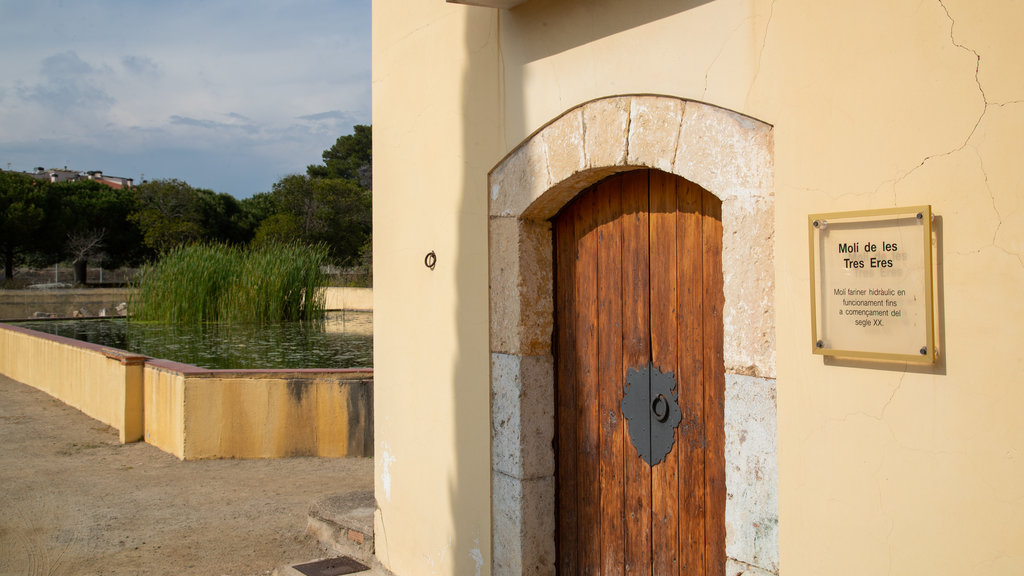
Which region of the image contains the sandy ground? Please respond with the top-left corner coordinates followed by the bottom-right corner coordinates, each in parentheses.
top-left (0, 373), bottom-right (373, 576)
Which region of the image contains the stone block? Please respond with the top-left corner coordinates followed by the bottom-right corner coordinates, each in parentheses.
top-left (628, 96), bottom-right (685, 173)
top-left (490, 216), bottom-right (521, 355)
top-left (489, 218), bottom-right (554, 356)
top-left (675, 104), bottom-right (774, 202)
top-left (490, 135), bottom-right (551, 217)
top-left (491, 353), bottom-right (555, 479)
top-left (584, 96), bottom-right (630, 169)
top-left (516, 220), bottom-right (554, 357)
top-left (724, 374), bottom-right (778, 574)
top-left (541, 109), bottom-right (586, 187)
top-left (492, 472), bottom-right (556, 576)
top-left (722, 195), bottom-right (776, 378)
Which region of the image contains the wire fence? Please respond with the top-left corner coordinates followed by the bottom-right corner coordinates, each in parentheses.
top-left (3, 264), bottom-right (372, 289)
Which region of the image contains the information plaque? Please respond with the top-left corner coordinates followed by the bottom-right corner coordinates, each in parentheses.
top-left (808, 205), bottom-right (935, 363)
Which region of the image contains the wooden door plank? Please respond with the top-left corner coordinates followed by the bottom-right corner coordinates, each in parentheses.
top-left (702, 193), bottom-right (726, 576)
top-left (649, 170), bottom-right (681, 576)
top-left (554, 206), bottom-right (579, 575)
top-left (574, 189), bottom-right (602, 575)
top-left (620, 169), bottom-right (652, 576)
top-left (596, 176), bottom-right (626, 576)
top-left (676, 180), bottom-right (707, 574)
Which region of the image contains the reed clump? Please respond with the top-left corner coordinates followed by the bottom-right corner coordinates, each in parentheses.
top-left (132, 243), bottom-right (328, 323)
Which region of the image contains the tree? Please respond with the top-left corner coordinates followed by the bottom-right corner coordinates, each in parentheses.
top-left (0, 172), bottom-right (47, 279)
top-left (54, 179), bottom-right (146, 282)
top-left (130, 179), bottom-right (249, 253)
top-left (66, 229), bottom-right (107, 284)
top-left (131, 179), bottom-right (206, 253)
top-left (239, 191), bottom-right (277, 229)
top-left (307, 124), bottom-right (372, 189)
top-left (194, 188), bottom-right (252, 246)
top-left (253, 174), bottom-right (370, 264)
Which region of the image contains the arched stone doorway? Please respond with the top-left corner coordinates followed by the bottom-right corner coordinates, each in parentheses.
top-left (488, 96), bottom-right (776, 575)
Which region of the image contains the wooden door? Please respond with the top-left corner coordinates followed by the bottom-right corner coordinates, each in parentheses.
top-left (553, 169), bottom-right (724, 576)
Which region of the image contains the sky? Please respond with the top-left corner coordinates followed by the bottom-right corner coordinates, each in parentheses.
top-left (0, 0), bottom-right (371, 199)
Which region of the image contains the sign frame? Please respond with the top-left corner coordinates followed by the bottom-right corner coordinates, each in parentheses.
top-left (808, 205), bottom-right (936, 363)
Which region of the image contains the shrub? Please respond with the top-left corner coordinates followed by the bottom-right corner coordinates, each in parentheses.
top-left (131, 243), bottom-right (327, 323)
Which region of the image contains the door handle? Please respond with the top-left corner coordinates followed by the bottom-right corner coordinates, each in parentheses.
top-left (622, 362), bottom-right (681, 466)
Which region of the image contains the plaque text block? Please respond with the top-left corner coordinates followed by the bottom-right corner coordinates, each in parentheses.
top-left (809, 206), bottom-right (935, 363)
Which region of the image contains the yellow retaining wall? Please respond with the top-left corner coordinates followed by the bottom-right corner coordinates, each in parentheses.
top-left (0, 288), bottom-right (132, 321)
top-left (322, 286), bottom-right (373, 311)
top-left (0, 323), bottom-right (144, 443)
top-left (144, 360), bottom-right (373, 460)
top-left (1, 323), bottom-right (373, 460)
top-left (143, 362), bottom-right (186, 457)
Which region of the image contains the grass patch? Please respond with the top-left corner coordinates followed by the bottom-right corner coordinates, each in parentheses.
top-left (131, 243), bottom-right (328, 323)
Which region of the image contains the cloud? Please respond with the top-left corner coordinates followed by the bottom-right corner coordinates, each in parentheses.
top-left (40, 51), bottom-right (97, 78)
top-left (297, 110), bottom-right (354, 122)
top-left (0, 2), bottom-right (371, 199)
top-left (170, 115), bottom-right (223, 129)
top-left (18, 51), bottom-right (114, 113)
top-left (121, 55), bottom-right (160, 77)
top-left (170, 114), bottom-right (258, 134)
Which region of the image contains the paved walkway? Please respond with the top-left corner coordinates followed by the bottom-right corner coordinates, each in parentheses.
top-left (0, 373), bottom-right (374, 576)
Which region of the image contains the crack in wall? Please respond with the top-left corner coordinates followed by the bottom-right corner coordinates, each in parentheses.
top-left (745, 0), bottom-right (776, 110)
top-left (579, 108), bottom-right (589, 169)
top-left (882, 2), bottom-right (1024, 270)
top-left (622, 101), bottom-right (633, 164)
top-left (702, 16), bottom-right (754, 100)
top-left (887, 0), bottom-right (986, 206)
top-left (375, 506), bottom-right (392, 568)
top-left (966, 147), bottom-right (1007, 256)
top-left (879, 371), bottom-right (906, 421)
top-left (669, 101), bottom-right (686, 175)
top-left (974, 102), bottom-right (1024, 267)
top-left (728, 555), bottom-right (778, 576)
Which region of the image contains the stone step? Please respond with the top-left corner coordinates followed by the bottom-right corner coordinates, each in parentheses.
top-left (273, 490), bottom-right (392, 576)
top-left (307, 490), bottom-right (376, 562)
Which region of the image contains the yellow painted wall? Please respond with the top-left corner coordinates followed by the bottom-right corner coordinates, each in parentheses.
top-left (142, 362), bottom-right (373, 461)
top-left (0, 325), bottom-right (372, 461)
top-left (143, 364), bottom-right (186, 458)
top-left (322, 287), bottom-right (374, 311)
top-left (374, 0), bottom-right (1024, 574)
top-left (180, 373), bottom-right (373, 460)
top-left (0, 324), bottom-right (144, 442)
top-left (372, 2), bottom-right (500, 574)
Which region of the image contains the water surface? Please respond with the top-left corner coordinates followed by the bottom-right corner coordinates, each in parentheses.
top-left (14, 311), bottom-right (372, 370)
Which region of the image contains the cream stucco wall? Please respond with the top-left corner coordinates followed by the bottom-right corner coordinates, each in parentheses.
top-left (373, 1), bottom-right (1024, 575)
top-left (372, 3), bottom-right (501, 575)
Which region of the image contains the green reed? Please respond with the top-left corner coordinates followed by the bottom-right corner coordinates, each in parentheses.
top-left (131, 243), bottom-right (328, 323)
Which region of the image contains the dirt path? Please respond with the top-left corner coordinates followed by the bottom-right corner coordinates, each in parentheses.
top-left (0, 373), bottom-right (373, 576)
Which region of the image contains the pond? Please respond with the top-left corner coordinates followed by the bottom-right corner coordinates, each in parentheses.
top-left (13, 311), bottom-right (373, 370)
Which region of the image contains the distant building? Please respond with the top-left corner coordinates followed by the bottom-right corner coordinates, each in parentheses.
top-left (15, 167), bottom-right (134, 189)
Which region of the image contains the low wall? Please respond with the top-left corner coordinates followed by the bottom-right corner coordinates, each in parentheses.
top-left (0, 323), bottom-right (373, 460)
top-left (323, 287), bottom-right (373, 311)
top-left (0, 323), bottom-right (144, 443)
top-left (0, 288), bottom-right (132, 320)
top-left (145, 360), bottom-right (373, 460)
top-left (0, 286), bottom-right (372, 320)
